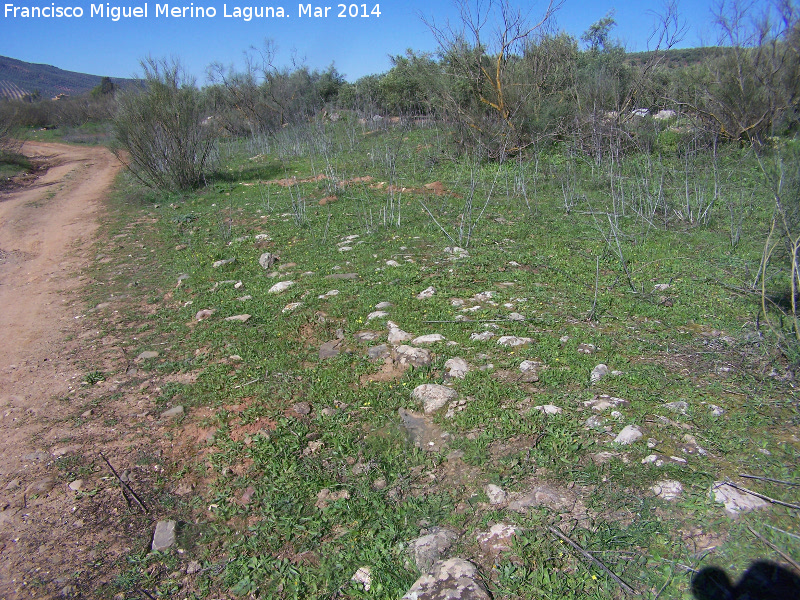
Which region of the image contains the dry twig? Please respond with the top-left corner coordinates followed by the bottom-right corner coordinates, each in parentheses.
top-left (99, 452), bottom-right (149, 513)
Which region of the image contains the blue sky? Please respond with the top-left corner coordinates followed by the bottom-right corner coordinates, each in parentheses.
top-left (1, 0), bottom-right (749, 83)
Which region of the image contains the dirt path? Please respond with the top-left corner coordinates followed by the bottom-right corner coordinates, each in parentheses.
top-left (0, 142), bottom-right (124, 598)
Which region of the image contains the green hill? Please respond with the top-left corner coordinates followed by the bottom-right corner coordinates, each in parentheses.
top-left (0, 55), bottom-right (133, 99)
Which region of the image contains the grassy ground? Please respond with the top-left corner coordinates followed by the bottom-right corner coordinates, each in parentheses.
top-left (83, 117), bottom-right (799, 599)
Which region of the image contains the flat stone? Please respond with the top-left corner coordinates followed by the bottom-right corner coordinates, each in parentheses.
top-left (402, 558), bottom-right (490, 600)
top-left (507, 312), bottom-right (526, 321)
top-left (507, 484), bottom-right (577, 513)
top-left (352, 566), bottom-right (372, 592)
top-left (375, 301), bottom-right (393, 309)
top-left (614, 425), bottom-right (643, 445)
top-left (367, 311), bottom-right (390, 321)
top-left (367, 344), bottom-right (390, 360)
top-left (412, 384), bottom-right (458, 413)
top-left (533, 404), bottom-right (562, 415)
top-left (268, 281), bottom-right (294, 293)
top-left (412, 334), bottom-right (446, 345)
top-left (355, 330), bottom-right (381, 342)
top-left (395, 345), bottom-right (432, 368)
top-left (225, 314), bottom-right (251, 322)
top-left (497, 336), bottom-right (532, 347)
top-left (293, 402), bottom-right (312, 415)
top-left (476, 523), bottom-right (517, 555)
top-left (137, 351), bottom-right (159, 360)
top-left (664, 401), bottom-right (689, 414)
top-left (26, 476), bottom-right (57, 495)
top-left (68, 480), bottom-right (84, 492)
top-left (470, 331), bottom-right (494, 341)
top-left (386, 260), bottom-right (401, 267)
top-left (152, 520), bottom-right (177, 551)
top-left (409, 528), bottom-right (459, 572)
top-left (325, 273), bottom-right (359, 280)
top-left (399, 408), bottom-right (450, 452)
top-left (712, 482), bottom-right (769, 515)
top-left (485, 484), bottom-right (507, 505)
top-left (444, 357), bottom-right (469, 380)
top-left (212, 258), bottom-right (236, 268)
top-left (652, 480), bottom-right (683, 500)
top-left (417, 286), bottom-right (436, 299)
top-left (161, 405), bottom-right (185, 419)
top-left (519, 360), bottom-right (542, 372)
top-left (577, 343), bottom-right (596, 354)
top-left (282, 302), bottom-right (303, 313)
top-left (319, 340), bottom-right (343, 359)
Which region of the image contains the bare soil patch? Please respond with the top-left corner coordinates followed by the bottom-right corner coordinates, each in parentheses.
top-left (0, 142), bottom-right (168, 599)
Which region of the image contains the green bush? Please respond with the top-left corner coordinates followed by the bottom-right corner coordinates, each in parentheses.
top-left (112, 58), bottom-right (217, 191)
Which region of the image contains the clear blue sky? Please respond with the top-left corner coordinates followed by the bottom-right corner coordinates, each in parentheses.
top-left (1, 0), bottom-right (751, 83)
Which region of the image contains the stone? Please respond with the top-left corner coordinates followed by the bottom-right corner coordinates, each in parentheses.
top-left (355, 330), bottom-right (381, 342)
top-left (533, 404), bottom-right (562, 415)
top-left (399, 408), bottom-right (450, 452)
top-left (485, 484), bottom-right (507, 505)
top-left (81, 409), bottom-right (93, 418)
top-left (614, 425), bottom-right (643, 445)
top-left (367, 311), bottom-right (390, 321)
top-left (325, 273), bottom-right (359, 280)
top-left (417, 286), bottom-right (436, 299)
top-left (375, 301), bottom-right (393, 309)
top-left (412, 384), bottom-right (459, 413)
top-left (712, 482), bottom-right (770, 515)
top-left (282, 302), bottom-right (303, 313)
top-left (388, 322), bottom-right (414, 345)
top-left (212, 258), bottom-right (236, 268)
top-left (352, 566), bottom-right (372, 591)
top-left (577, 343), bottom-right (596, 354)
top-left (259, 252), bottom-right (276, 269)
top-left (476, 523), bottom-right (517, 555)
top-left (412, 334), bottom-right (446, 345)
top-left (293, 402), bottom-right (312, 415)
top-left (653, 109), bottom-right (676, 120)
top-left (497, 336), bottom-right (532, 347)
top-left (507, 484), bottom-right (577, 513)
top-left (470, 331), bottom-right (494, 341)
top-left (225, 314), bottom-right (251, 323)
top-left (709, 404), bottom-right (725, 416)
top-left (319, 340), bottom-right (343, 359)
top-left (68, 480), bottom-right (84, 492)
top-left (368, 344), bottom-right (390, 360)
top-left (444, 357), bottom-right (469, 380)
top-left (395, 346), bottom-right (432, 368)
top-left (386, 260), bottom-right (401, 267)
top-left (161, 405), bottom-right (185, 419)
top-left (315, 488), bottom-right (350, 509)
top-left (187, 561), bottom-right (202, 575)
top-left (152, 520), bottom-right (177, 551)
top-left (319, 289), bottom-right (340, 299)
top-left (26, 477), bottom-right (57, 495)
top-left (591, 364), bottom-right (609, 384)
top-left (402, 558), bottom-right (490, 600)
top-left (137, 351), bottom-right (159, 360)
top-left (664, 401), bottom-right (688, 414)
top-left (519, 360), bottom-right (541, 372)
top-left (24, 450), bottom-right (49, 461)
top-left (444, 246), bottom-right (469, 259)
top-left (195, 308), bottom-right (215, 321)
top-left (585, 415), bottom-right (605, 428)
top-left (652, 480), bottom-right (683, 500)
top-left (507, 312), bottom-right (526, 321)
top-left (584, 394), bottom-right (628, 412)
top-left (409, 528), bottom-right (459, 572)
top-left (268, 281), bottom-right (294, 293)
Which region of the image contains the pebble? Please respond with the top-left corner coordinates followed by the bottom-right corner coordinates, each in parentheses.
top-left (412, 384), bottom-right (458, 413)
top-left (614, 424), bottom-right (643, 445)
top-left (444, 357), bottom-right (469, 380)
top-left (152, 520), bottom-right (177, 551)
top-left (367, 311), bottom-right (390, 321)
top-left (225, 314), bottom-right (251, 322)
top-left (268, 281), bottom-right (295, 293)
top-left (137, 351), bottom-right (159, 360)
top-left (68, 480), bottom-right (84, 492)
top-left (485, 484), bottom-right (507, 505)
top-left (652, 480), bottom-right (683, 500)
top-left (417, 286), bottom-right (436, 299)
top-left (161, 405), bottom-right (185, 419)
top-left (212, 258), bottom-right (236, 268)
top-left (497, 336), bottom-right (532, 347)
top-left (282, 302), bottom-right (302, 313)
top-left (195, 308), bottom-right (215, 321)
top-left (411, 334), bottom-right (446, 344)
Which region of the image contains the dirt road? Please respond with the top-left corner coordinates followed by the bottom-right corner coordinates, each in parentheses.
top-left (0, 142), bottom-right (122, 598)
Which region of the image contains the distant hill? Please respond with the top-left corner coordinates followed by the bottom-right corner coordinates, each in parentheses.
top-left (0, 56), bottom-right (134, 100)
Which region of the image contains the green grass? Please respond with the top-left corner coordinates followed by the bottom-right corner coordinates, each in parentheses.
top-left (85, 120), bottom-right (799, 599)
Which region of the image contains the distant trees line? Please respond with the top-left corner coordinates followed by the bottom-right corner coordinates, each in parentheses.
top-left (2, 0), bottom-right (798, 184)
